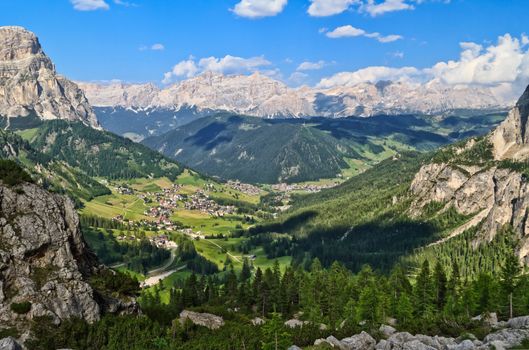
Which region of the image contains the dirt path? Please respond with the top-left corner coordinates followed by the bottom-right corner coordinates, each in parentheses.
top-left (206, 239), bottom-right (241, 263)
top-left (427, 207), bottom-right (491, 247)
top-left (142, 264), bottom-right (186, 287)
top-left (147, 249), bottom-right (177, 275)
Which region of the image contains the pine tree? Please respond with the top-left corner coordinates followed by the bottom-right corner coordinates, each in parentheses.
top-left (501, 252), bottom-right (521, 318)
top-left (261, 312), bottom-right (292, 350)
top-left (433, 261), bottom-right (447, 310)
top-left (240, 258), bottom-right (252, 282)
top-left (414, 260), bottom-right (435, 318)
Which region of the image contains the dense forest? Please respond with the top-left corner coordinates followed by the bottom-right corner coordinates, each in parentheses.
top-left (29, 121), bottom-right (182, 180)
top-left (27, 248), bottom-right (529, 350)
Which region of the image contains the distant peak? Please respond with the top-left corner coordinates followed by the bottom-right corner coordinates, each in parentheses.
top-left (0, 26), bottom-right (41, 61)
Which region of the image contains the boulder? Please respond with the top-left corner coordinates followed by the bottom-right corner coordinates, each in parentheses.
top-left (284, 319), bottom-right (307, 328)
top-left (447, 339), bottom-right (475, 350)
top-left (379, 324), bottom-right (396, 338)
top-left (483, 328), bottom-right (529, 349)
top-left (0, 337), bottom-right (22, 350)
top-left (179, 310), bottom-right (224, 330)
top-left (507, 316), bottom-right (529, 329)
top-left (325, 335), bottom-right (344, 348)
top-left (375, 339), bottom-right (389, 350)
top-left (387, 332), bottom-right (416, 345)
top-left (251, 317), bottom-right (264, 326)
top-left (341, 331), bottom-right (376, 350)
top-left (471, 312), bottom-right (498, 327)
top-left (401, 339), bottom-right (437, 350)
top-left (287, 346), bottom-right (302, 350)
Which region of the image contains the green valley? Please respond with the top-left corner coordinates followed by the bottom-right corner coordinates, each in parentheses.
top-left (142, 112), bottom-right (506, 184)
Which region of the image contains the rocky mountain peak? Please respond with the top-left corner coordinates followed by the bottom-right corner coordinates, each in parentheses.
top-left (0, 26), bottom-right (41, 61)
top-left (0, 26), bottom-right (99, 128)
top-left (491, 84), bottom-right (529, 160)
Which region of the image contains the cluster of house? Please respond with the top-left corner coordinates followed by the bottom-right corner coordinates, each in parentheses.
top-left (226, 180), bottom-right (261, 196)
top-left (271, 182), bottom-right (338, 193)
top-left (184, 190), bottom-right (237, 217)
top-left (179, 228), bottom-right (205, 240)
top-left (149, 234), bottom-right (178, 249)
top-left (116, 186), bottom-right (134, 195)
top-left (116, 234), bottom-right (140, 242)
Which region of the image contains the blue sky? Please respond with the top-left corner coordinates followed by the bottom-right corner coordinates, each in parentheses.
top-left (1, 0), bottom-right (529, 93)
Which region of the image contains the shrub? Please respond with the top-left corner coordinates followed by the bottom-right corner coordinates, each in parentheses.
top-left (11, 301), bottom-right (32, 314)
top-left (0, 159), bottom-right (32, 186)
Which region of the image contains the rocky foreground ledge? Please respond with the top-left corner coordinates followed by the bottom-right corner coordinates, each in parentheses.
top-left (0, 179), bottom-right (138, 344)
top-left (287, 315), bottom-right (529, 350)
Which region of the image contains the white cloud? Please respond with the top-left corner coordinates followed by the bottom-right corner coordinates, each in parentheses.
top-left (361, 0), bottom-right (414, 16)
top-left (391, 51), bottom-right (405, 59)
top-left (163, 55), bottom-right (272, 83)
top-left (289, 72), bottom-right (310, 86)
top-left (162, 59), bottom-right (199, 83)
top-left (325, 25), bottom-right (403, 43)
top-left (139, 43), bottom-right (165, 51)
top-left (427, 34), bottom-right (529, 88)
top-left (318, 66), bottom-right (420, 88)
top-left (308, 0), bottom-right (358, 17)
top-left (317, 34), bottom-right (529, 102)
top-left (198, 55), bottom-right (271, 74)
top-left (232, 0), bottom-right (288, 18)
top-left (150, 43), bottom-right (165, 51)
top-left (113, 0), bottom-right (137, 6)
top-left (308, 0), bottom-right (445, 17)
top-left (326, 25), bottom-right (365, 38)
top-left (297, 60), bottom-right (326, 71)
top-left (70, 0), bottom-right (109, 11)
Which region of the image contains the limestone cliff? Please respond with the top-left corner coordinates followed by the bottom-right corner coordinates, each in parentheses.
top-left (0, 26), bottom-right (98, 128)
top-left (0, 179), bottom-right (136, 334)
top-left (409, 84), bottom-right (529, 262)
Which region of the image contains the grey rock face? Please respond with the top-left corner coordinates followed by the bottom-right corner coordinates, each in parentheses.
top-left (341, 331), bottom-right (376, 350)
top-left (0, 337), bottom-right (22, 350)
top-left (507, 315), bottom-right (529, 329)
top-left (179, 310), bottom-right (224, 330)
top-left (409, 156), bottom-right (529, 261)
top-left (483, 328), bottom-right (529, 348)
top-left (0, 26), bottom-right (98, 128)
top-left (408, 85), bottom-right (529, 261)
top-left (0, 182), bottom-right (135, 331)
top-left (379, 324), bottom-right (397, 338)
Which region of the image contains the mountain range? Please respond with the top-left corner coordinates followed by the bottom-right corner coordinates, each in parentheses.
top-left (79, 73), bottom-right (507, 120)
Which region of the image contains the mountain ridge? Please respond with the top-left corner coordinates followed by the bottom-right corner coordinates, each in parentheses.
top-left (78, 72), bottom-right (508, 120)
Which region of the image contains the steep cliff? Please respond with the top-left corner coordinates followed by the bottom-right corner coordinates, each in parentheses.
top-left (0, 26), bottom-right (98, 128)
top-left (0, 165), bottom-right (136, 335)
top-left (409, 85), bottom-right (529, 262)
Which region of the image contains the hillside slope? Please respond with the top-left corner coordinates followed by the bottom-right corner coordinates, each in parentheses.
top-left (0, 120), bottom-right (182, 203)
top-left (143, 113), bottom-right (505, 184)
top-left (248, 85), bottom-right (529, 274)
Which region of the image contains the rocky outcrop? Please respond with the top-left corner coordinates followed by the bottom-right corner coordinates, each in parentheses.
top-left (408, 85), bottom-right (529, 261)
top-left (0, 26), bottom-right (98, 128)
top-left (302, 315), bottom-right (529, 350)
top-left (491, 85), bottom-right (529, 160)
top-left (0, 180), bottom-right (135, 334)
top-left (0, 337), bottom-right (23, 350)
top-left (179, 310), bottom-right (224, 330)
